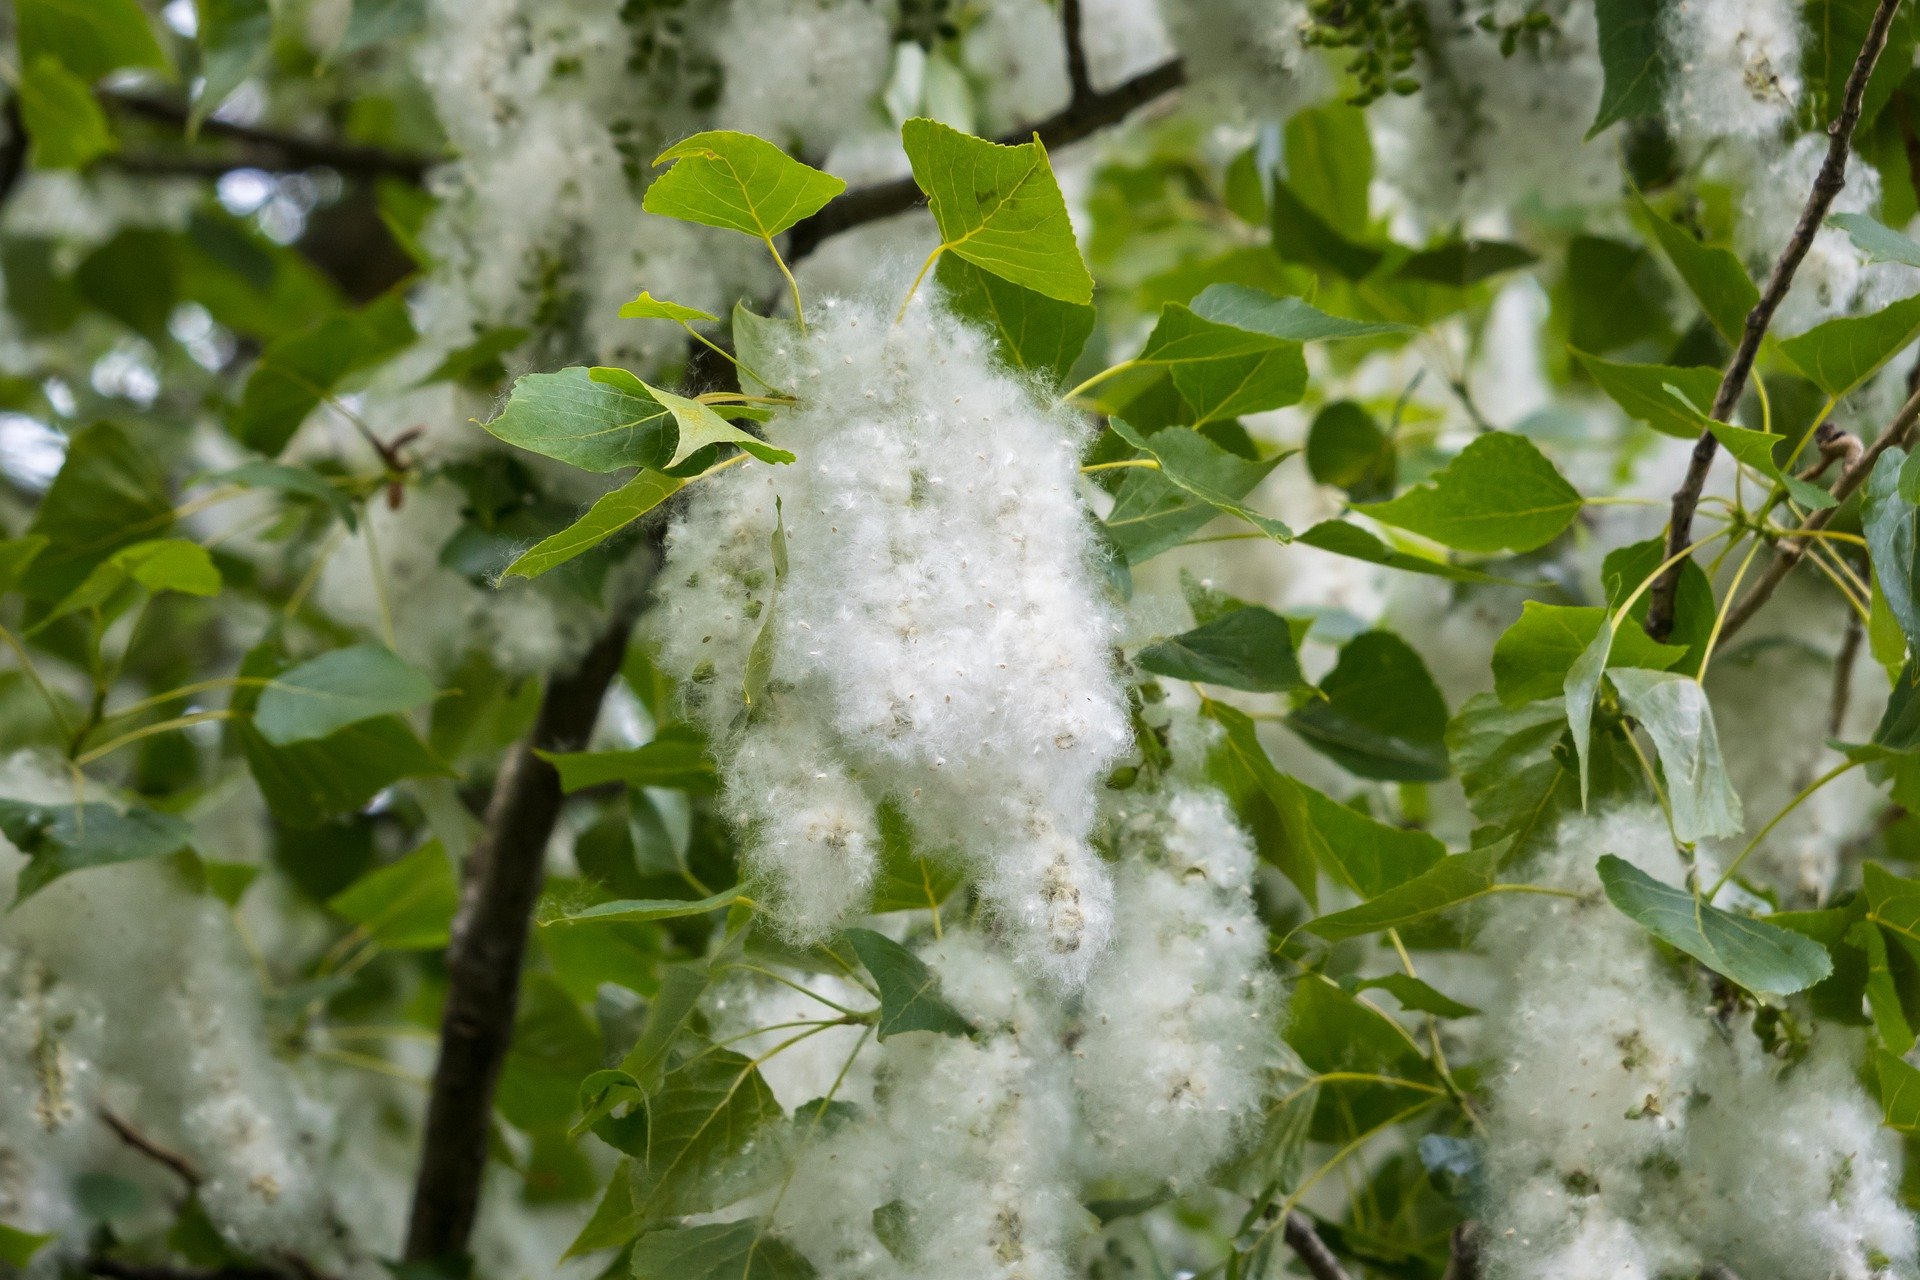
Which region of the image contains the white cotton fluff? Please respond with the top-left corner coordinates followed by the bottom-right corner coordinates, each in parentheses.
top-left (1662, 0), bottom-right (1804, 144)
top-left (1735, 135), bottom-right (1919, 335)
top-left (1157, 0), bottom-right (1329, 120)
top-left (1074, 787), bottom-right (1276, 1190)
top-left (1370, 1), bottom-right (1617, 235)
top-left (961, 0), bottom-right (1072, 133)
top-left (710, 969), bottom-right (878, 1110)
top-left (1082, 0), bottom-right (1177, 87)
top-left (773, 930), bottom-right (1084, 1280)
top-left (0, 754), bottom-right (348, 1265)
top-left (716, 0), bottom-right (894, 154)
top-left (1478, 804), bottom-right (1919, 1279)
top-left (653, 295), bottom-right (1130, 985)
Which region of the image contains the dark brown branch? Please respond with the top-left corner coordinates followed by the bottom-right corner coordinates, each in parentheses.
top-left (403, 614), bottom-right (636, 1264)
top-left (100, 1109), bottom-right (202, 1190)
top-left (1830, 600), bottom-right (1866, 738)
top-left (99, 91), bottom-right (433, 181)
top-left (1061, 0), bottom-right (1094, 103)
top-left (1440, 1222), bottom-right (1482, 1280)
top-left (0, 98), bottom-right (29, 208)
top-left (1718, 380), bottom-right (1920, 642)
top-left (1646, 0), bottom-right (1905, 639)
top-left (1282, 1212), bottom-right (1354, 1280)
top-left (86, 1259), bottom-right (324, 1280)
top-left (786, 57), bottom-right (1186, 261)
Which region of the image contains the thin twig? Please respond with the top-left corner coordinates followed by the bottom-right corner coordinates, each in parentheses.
top-left (403, 612), bottom-right (637, 1263)
top-left (1281, 1212), bottom-right (1353, 1280)
top-left (1061, 0), bottom-right (1094, 101)
top-left (1718, 381), bottom-right (1920, 642)
top-left (1440, 1222), bottom-right (1482, 1280)
top-left (786, 57), bottom-right (1186, 261)
top-left (1830, 603), bottom-right (1866, 738)
top-left (99, 91), bottom-right (433, 181)
top-left (100, 1109), bottom-right (201, 1190)
top-left (0, 97), bottom-right (29, 208)
top-left (1647, 0), bottom-right (1905, 639)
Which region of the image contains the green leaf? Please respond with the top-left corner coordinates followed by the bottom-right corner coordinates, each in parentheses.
top-left (337, 0), bottom-right (425, 53)
top-left (935, 254), bottom-right (1094, 387)
top-left (191, 0), bottom-right (273, 129)
top-left (1704, 419), bottom-right (1837, 509)
top-left (0, 800), bottom-right (194, 906)
top-left (1563, 236), bottom-right (1668, 354)
top-left (0, 537), bottom-right (48, 596)
top-left (1353, 973), bottom-right (1480, 1018)
top-left (1284, 104), bottom-right (1372, 231)
top-left (539, 727), bottom-right (717, 794)
top-left (1306, 401), bottom-right (1395, 501)
top-left (619, 292), bottom-right (720, 324)
top-left (1589, 0), bottom-right (1672, 137)
top-left (1635, 196), bottom-right (1759, 345)
top-left (869, 801), bottom-right (964, 914)
top-left (1830, 211), bottom-right (1920, 267)
top-left (1130, 305), bottom-right (1306, 424)
top-left (415, 326), bottom-right (528, 387)
top-left (1491, 602), bottom-right (1686, 705)
top-left (18, 0), bottom-right (169, 80)
top-left (1449, 694), bottom-right (1583, 860)
top-left (1357, 432), bottom-right (1582, 554)
top-left (1270, 176), bottom-right (1384, 280)
top-left (1858, 450), bottom-right (1920, 652)
top-left (743, 499), bottom-right (786, 714)
top-left (253, 644), bottom-right (438, 746)
top-left (17, 56), bottom-right (114, 169)
top-left (1186, 284), bottom-right (1410, 343)
top-left (1607, 669), bottom-right (1743, 843)
top-left (1294, 520), bottom-right (1507, 584)
top-left (1204, 701), bottom-right (1444, 899)
top-left (1286, 631), bottom-right (1450, 782)
top-left (1285, 977), bottom-right (1439, 1137)
top-left (588, 369), bottom-right (793, 468)
top-left (1135, 606), bottom-right (1308, 692)
top-left (902, 118), bottom-right (1092, 303)
top-left (1106, 419), bottom-right (1292, 544)
top-left (1876, 1047), bottom-right (1920, 1131)
top-left (233, 294), bottom-right (415, 455)
top-left (1205, 701), bottom-right (1317, 904)
top-left (1603, 536), bottom-right (1717, 676)
top-left (23, 422), bottom-right (173, 602)
top-left (1575, 352), bottom-right (1724, 439)
top-left (845, 927), bottom-right (972, 1040)
top-left (0, 1224), bottom-right (53, 1268)
top-left (45, 537), bottom-right (222, 625)
top-left (629, 1045), bottom-right (784, 1218)
top-left (203, 461), bottom-right (358, 530)
top-left (542, 888), bottom-right (746, 927)
top-left (1865, 861), bottom-right (1920, 954)
top-left (505, 470), bottom-right (687, 580)
top-left (1393, 240), bottom-right (1537, 288)
top-left (1304, 846), bottom-right (1502, 940)
top-left (1778, 293), bottom-right (1920, 398)
top-left (325, 841), bottom-right (457, 950)
top-left (1103, 424), bottom-right (1278, 563)
top-left (732, 302), bottom-right (798, 395)
top-left (1806, 0), bottom-right (1917, 129)
top-left (630, 1220), bottom-right (817, 1280)
top-left (1564, 615), bottom-right (1613, 804)
top-left (644, 130), bottom-right (846, 242)
top-left (1850, 920), bottom-right (1916, 1053)
top-left (1597, 854), bottom-right (1833, 994)
top-left (482, 367), bottom-right (674, 473)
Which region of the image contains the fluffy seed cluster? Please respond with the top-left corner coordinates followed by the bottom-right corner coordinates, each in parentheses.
top-left (716, 0), bottom-right (893, 155)
top-left (1478, 806), bottom-right (1914, 1280)
top-left (738, 780), bottom-right (1273, 1278)
top-left (1662, 0), bottom-right (1804, 143)
top-left (655, 295), bottom-right (1130, 985)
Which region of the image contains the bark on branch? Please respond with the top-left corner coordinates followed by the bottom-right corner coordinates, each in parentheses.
top-left (1282, 1212), bottom-right (1354, 1280)
top-left (99, 91), bottom-right (433, 181)
top-left (1646, 0), bottom-right (1905, 639)
top-left (1716, 380), bottom-right (1920, 643)
top-left (402, 612), bottom-right (637, 1263)
top-left (785, 56), bottom-right (1186, 262)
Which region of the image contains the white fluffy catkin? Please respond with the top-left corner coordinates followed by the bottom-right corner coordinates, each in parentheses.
top-left (1073, 787), bottom-right (1276, 1189)
top-left (1662, 0), bottom-right (1804, 144)
top-left (1478, 805), bottom-right (1917, 1279)
top-left (653, 294), bottom-right (1130, 986)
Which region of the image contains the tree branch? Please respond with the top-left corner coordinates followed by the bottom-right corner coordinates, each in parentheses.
top-left (402, 611), bottom-right (637, 1264)
top-left (1282, 1212), bottom-right (1354, 1280)
top-left (0, 98), bottom-right (28, 209)
top-left (86, 1261), bottom-right (314, 1280)
top-left (1718, 379), bottom-right (1920, 643)
top-left (1646, 0), bottom-right (1905, 639)
top-left (785, 56), bottom-right (1186, 262)
top-left (1061, 0), bottom-right (1094, 103)
top-left (99, 91), bottom-right (433, 181)
top-left (100, 1109), bottom-right (201, 1190)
